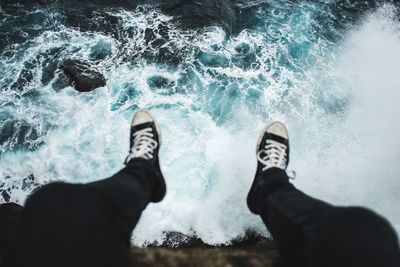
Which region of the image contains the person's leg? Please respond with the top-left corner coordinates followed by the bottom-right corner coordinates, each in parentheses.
top-left (0, 203), bottom-right (23, 262)
top-left (247, 122), bottom-right (400, 267)
top-left (248, 166), bottom-right (333, 266)
top-left (3, 110), bottom-right (166, 267)
top-left (310, 206), bottom-right (400, 267)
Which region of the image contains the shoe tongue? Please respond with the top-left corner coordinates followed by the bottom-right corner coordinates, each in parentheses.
top-left (132, 122), bottom-right (159, 144)
top-left (268, 132), bottom-right (288, 145)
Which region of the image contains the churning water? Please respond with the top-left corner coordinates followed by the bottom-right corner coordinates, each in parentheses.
top-left (1, 0), bottom-right (400, 245)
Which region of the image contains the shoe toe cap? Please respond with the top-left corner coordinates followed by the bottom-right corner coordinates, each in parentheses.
top-left (266, 121), bottom-right (288, 139)
top-left (132, 110), bottom-right (155, 126)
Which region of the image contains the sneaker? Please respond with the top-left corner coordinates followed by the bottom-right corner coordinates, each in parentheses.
top-left (256, 121), bottom-right (289, 172)
top-left (125, 109), bottom-right (166, 202)
top-left (247, 121), bottom-right (289, 213)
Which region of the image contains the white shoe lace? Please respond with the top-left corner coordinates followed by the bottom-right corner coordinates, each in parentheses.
top-left (257, 139), bottom-right (288, 171)
top-left (126, 127), bottom-right (158, 162)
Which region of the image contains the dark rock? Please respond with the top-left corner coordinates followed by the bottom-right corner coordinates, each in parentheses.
top-left (147, 232), bottom-right (210, 249)
top-left (147, 231), bottom-right (278, 249)
top-left (61, 60), bottom-right (106, 92)
top-left (131, 234), bottom-right (282, 267)
top-left (0, 203), bottom-right (23, 259)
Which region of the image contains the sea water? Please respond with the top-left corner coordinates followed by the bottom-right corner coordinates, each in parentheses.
top-left (1, 1), bottom-right (400, 245)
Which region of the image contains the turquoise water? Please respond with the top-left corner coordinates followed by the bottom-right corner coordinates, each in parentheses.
top-left (1, 1), bottom-right (400, 245)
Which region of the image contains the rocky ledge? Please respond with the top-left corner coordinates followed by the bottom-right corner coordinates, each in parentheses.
top-left (130, 237), bottom-right (282, 267)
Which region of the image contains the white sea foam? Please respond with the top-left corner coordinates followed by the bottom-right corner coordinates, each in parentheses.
top-left (292, 4), bottom-right (400, 231)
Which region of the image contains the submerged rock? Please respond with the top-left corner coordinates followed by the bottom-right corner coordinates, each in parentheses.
top-left (61, 60), bottom-right (106, 92)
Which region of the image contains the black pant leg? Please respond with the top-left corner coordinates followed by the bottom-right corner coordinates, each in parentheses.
top-left (87, 158), bottom-right (160, 243)
top-left (248, 168), bottom-right (333, 266)
top-left (3, 158), bottom-right (159, 267)
top-left (247, 168), bottom-right (400, 267)
top-left (310, 206), bottom-right (400, 267)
